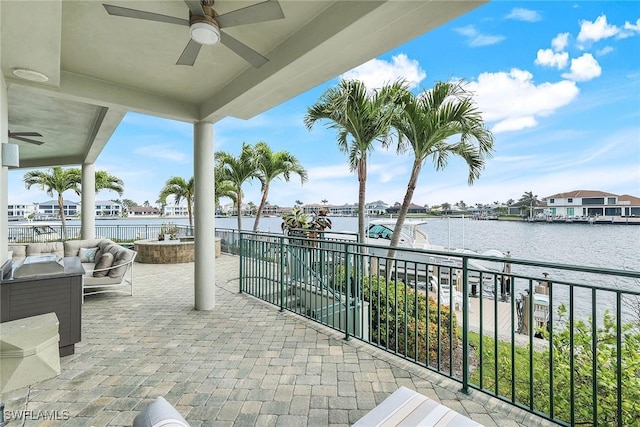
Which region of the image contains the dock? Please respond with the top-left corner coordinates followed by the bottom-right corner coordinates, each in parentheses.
top-left (450, 297), bottom-right (549, 349)
top-left (377, 262), bottom-right (549, 348)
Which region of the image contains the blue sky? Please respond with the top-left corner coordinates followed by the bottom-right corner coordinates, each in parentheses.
top-left (8, 1), bottom-right (640, 208)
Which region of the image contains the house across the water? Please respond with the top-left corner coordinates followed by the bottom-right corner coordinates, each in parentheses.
top-left (543, 190), bottom-right (640, 218)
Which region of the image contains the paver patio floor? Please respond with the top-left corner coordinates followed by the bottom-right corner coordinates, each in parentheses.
top-left (1, 255), bottom-right (555, 426)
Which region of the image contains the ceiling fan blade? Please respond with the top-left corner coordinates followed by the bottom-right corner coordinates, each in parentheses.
top-left (177, 39), bottom-right (203, 66)
top-left (11, 136), bottom-right (45, 145)
top-left (9, 131), bottom-right (42, 137)
top-left (216, 0), bottom-right (284, 29)
top-left (183, 0), bottom-right (205, 17)
top-left (103, 4), bottom-right (188, 26)
top-left (220, 32), bottom-right (268, 68)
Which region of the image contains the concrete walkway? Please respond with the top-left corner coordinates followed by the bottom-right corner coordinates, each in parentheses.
top-left (1, 255), bottom-right (556, 426)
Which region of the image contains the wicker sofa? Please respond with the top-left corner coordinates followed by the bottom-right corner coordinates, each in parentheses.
top-left (9, 239), bottom-right (137, 298)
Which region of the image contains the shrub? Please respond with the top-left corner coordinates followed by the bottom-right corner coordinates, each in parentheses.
top-left (471, 305), bottom-right (640, 425)
top-left (362, 275), bottom-right (459, 373)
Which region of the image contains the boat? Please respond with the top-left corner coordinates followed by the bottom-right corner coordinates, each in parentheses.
top-left (8, 222), bottom-right (62, 243)
top-left (364, 219), bottom-right (506, 268)
top-left (361, 219), bottom-right (511, 300)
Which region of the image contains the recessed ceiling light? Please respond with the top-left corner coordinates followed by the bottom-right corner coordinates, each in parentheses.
top-left (12, 68), bottom-right (49, 82)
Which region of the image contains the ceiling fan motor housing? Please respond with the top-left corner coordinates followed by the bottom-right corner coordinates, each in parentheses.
top-left (189, 4), bottom-right (220, 45)
top-left (103, 0), bottom-right (283, 66)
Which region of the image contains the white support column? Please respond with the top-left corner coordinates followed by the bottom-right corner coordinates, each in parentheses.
top-left (81, 163), bottom-right (96, 239)
top-left (0, 72), bottom-right (8, 263)
top-left (194, 121), bottom-right (215, 310)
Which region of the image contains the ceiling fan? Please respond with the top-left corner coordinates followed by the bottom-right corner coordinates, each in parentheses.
top-left (102, 0), bottom-right (284, 67)
top-left (8, 131), bottom-right (45, 145)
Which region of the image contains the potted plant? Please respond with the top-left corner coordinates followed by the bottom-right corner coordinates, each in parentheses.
top-left (158, 223), bottom-right (167, 241)
top-left (167, 223), bottom-right (179, 241)
top-left (281, 207), bottom-right (332, 246)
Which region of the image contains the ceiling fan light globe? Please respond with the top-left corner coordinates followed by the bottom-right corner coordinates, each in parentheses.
top-left (190, 22), bottom-right (220, 45)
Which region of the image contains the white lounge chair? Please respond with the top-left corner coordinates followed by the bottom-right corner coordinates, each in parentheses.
top-left (354, 386), bottom-right (483, 426)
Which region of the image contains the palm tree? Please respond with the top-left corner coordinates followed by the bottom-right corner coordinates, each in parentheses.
top-left (214, 167), bottom-right (237, 210)
top-left (295, 200), bottom-right (303, 207)
top-left (23, 167), bottom-right (81, 236)
top-left (385, 81), bottom-right (494, 253)
top-left (305, 79), bottom-right (400, 242)
top-left (155, 197), bottom-right (167, 216)
top-left (158, 176), bottom-right (195, 230)
top-left (120, 198), bottom-right (138, 216)
top-left (215, 143), bottom-right (258, 231)
top-left (520, 191), bottom-right (539, 219)
top-left (95, 170), bottom-right (124, 196)
top-left (248, 201), bottom-right (257, 215)
top-left (252, 141), bottom-right (308, 231)
top-left (321, 199), bottom-right (328, 205)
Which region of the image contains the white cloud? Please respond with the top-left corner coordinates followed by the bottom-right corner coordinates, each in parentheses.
top-left (307, 163), bottom-right (353, 180)
top-left (465, 69), bottom-right (580, 133)
top-left (506, 8), bottom-right (541, 22)
top-left (561, 53), bottom-right (602, 82)
top-left (624, 18), bottom-right (640, 32)
top-left (341, 54), bottom-right (426, 90)
top-left (454, 25), bottom-right (505, 47)
top-left (596, 46), bottom-right (614, 56)
top-left (551, 33), bottom-right (570, 52)
top-left (492, 116), bottom-right (538, 133)
top-left (619, 18), bottom-right (640, 38)
top-left (535, 48), bottom-right (569, 69)
top-left (369, 159), bottom-right (409, 184)
top-left (134, 145), bottom-right (189, 162)
top-left (435, 164), bottom-right (638, 206)
top-left (577, 15), bottom-right (619, 45)
top-left (492, 155), bottom-right (536, 163)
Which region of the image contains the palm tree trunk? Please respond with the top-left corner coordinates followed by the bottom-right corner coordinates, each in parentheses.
top-left (357, 160), bottom-right (367, 246)
top-left (253, 183), bottom-right (270, 232)
top-left (236, 191), bottom-right (243, 231)
top-left (388, 159), bottom-right (423, 258)
top-left (530, 201), bottom-right (533, 220)
top-left (187, 197), bottom-right (193, 233)
top-left (58, 193), bottom-right (67, 240)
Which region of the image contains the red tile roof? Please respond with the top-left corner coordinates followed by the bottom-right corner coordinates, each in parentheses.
top-left (618, 194), bottom-right (640, 204)
top-left (546, 190), bottom-right (619, 199)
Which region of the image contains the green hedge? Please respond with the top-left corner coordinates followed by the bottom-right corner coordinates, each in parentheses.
top-left (470, 305), bottom-right (640, 425)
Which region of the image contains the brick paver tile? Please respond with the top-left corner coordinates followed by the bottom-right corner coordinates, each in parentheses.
top-left (2, 257), bottom-right (552, 427)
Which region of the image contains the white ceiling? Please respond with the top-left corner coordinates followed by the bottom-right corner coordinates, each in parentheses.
top-left (1, 0), bottom-right (486, 168)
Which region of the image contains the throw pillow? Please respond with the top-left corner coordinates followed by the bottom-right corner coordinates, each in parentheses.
top-left (93, 252), bottom-right (114, 277)
top-left (79, 247), bottom-right (99, 263)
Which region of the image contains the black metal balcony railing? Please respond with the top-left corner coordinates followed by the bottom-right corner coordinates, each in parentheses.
top-left (8, 224), bottom-right (193, 244)
top-left (226, 228), bottom-right (640, 427)
top-left (9, 225), bottom-right (640, 425)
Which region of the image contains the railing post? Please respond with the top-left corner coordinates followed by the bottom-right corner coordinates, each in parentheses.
top-left (616, 292), bottom-right (622, 427)
top-left (344, 243), bottom-right (351, 341)
top-left (461, 256), bottom-right (470, 394)
top-left (280, 235), bottom-right (285, 312)
top-left (239, 231), bottom-right (244, 294)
